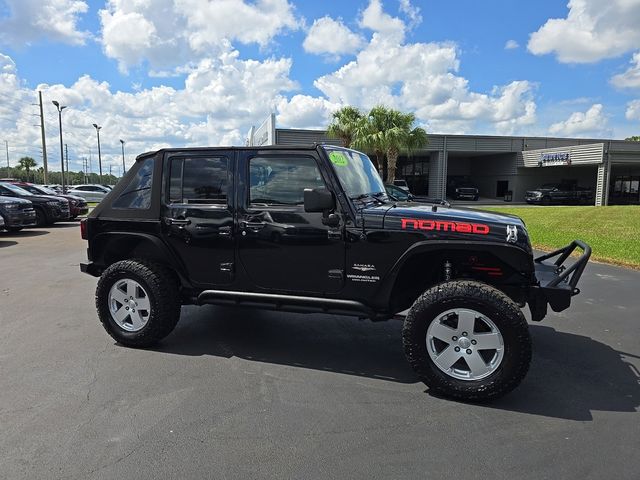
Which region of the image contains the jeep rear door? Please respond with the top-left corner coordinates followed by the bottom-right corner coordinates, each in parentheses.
top-left (236, 150), bottom-right (345, 294)
top-left (160, 151), bottom-right (235, 286)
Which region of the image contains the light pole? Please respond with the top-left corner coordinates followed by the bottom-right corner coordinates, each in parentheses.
top-left (119, 139), bottom-right (126, 176)
top-left (52, 101), bottom-right (67, 193)
top-left (93, 123), bottom-right (103, 184)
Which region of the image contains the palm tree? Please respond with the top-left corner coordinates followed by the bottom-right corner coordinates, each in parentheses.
top-left (16, 156), bottom-right (37, 182)
top-left (326, 106), bottom-right (364, 148)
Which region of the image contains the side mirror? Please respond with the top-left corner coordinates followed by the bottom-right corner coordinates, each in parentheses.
top-left (304, 188), bottom-right (335, 213)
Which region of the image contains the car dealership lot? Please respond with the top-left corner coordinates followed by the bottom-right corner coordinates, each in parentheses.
top-left (1, 225), bottom-right (639, 479)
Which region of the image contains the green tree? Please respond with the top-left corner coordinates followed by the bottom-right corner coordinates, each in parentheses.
top-left (326, 106), bottom-right (365, 148)
top-left (625, 136), bottom-right (640, 142)
top-left (16, 157), bottom-right (37, 182)
top-left (358, 106), bottom-right (428, 182)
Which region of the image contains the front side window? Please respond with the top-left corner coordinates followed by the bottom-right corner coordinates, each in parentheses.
top-left (112, 157), bottom-right (154, 209)
top-left (249, 156), bottom-right (325, 206)
top-left (168, 156), bottom-right (228, 204)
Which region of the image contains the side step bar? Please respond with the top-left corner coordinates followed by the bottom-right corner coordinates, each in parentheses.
top-left (197, 290), bottom-right (374, 317)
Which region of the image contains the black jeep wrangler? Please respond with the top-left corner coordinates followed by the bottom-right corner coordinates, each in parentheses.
top-left (80, 145), bottom-right (590, 400)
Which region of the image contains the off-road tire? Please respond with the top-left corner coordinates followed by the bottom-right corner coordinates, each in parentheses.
top-left (403, 280), bottom-right (531, 401)
top-left (96, 259), bottom-right (181, 347)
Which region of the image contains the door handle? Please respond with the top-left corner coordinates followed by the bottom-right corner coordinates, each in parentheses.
top-left (164, 218), bottom-right (191, 226)
top-left (240, 221), bottom-right (265, 231)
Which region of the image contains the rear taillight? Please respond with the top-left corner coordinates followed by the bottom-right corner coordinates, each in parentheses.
top-left (80, 218), bottom-right (88, 240)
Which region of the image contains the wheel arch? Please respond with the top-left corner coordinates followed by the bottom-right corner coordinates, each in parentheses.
top-left (376, 240), bottom-right (535, 313)
top-left (91, 232), bottom-right (191, 288)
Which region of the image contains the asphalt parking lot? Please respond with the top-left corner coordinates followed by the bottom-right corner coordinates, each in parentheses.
top-left (1, 224), bottom-right (639, 479)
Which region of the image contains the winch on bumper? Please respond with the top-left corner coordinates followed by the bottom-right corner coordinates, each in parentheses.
top-left (528, 240), bottom-right (591, 322)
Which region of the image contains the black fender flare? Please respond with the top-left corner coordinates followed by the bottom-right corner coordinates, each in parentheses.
top-left (91, 231), bottom-right (192, 288)
top-left (373, 240), bottom-right (535, 309)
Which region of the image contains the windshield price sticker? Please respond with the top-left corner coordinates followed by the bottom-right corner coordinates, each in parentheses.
top-left (329, 151), bottom-right (349, 166)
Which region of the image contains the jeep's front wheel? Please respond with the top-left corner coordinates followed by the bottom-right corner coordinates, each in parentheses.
top-left (96, 260), bottom-right (181, 347)
top-left (403, 280), bottom-right (531, 401)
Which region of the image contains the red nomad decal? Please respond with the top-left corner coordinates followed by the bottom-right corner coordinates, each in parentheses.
top-left (401, 218), bottom-right (490, 235)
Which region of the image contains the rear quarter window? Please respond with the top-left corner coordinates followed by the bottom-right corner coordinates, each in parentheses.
top-left (112, 157), bottom-right (154, 209)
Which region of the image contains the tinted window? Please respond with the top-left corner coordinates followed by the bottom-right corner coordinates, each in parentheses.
top-left (249, 156), bottom-right (325, 206)
top-left (112, 157), bottom-right (154, 209)
top-left (168, 157), bottom-right (228, 204)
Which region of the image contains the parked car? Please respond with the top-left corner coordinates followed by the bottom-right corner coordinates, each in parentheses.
top-left (10, 182), bottom-right (88, 219)
top-left (385, 183), bottom-right (414, 201)
top-left (525, 183), bottom-right (594, 205)
top-left (67, 184), bottom-right (111, 202)
top-left (447, 178), bottom-right (479, 200)
top-left (0, 196), bottom-right (37, 232)
top-left (392, 179), bottom-right (410, 192)
top-left (80, 144), bottom-right (590, 401)
top-left (0, 182), bottom-right (70, 226)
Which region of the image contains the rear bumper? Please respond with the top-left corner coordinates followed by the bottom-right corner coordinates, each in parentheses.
top-left (528, 240), bottom-right (591, 321)
top-left (80, 262), bottom-right (101, 277)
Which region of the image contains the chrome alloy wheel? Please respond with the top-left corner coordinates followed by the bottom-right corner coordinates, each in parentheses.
top-left (108, 279), bottom-right (151, 332)
top-left (426, 308), bottom-right (504, 381)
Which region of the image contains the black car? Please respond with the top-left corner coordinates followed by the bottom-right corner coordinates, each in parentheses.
top-left (80, 145), bottom-right (590, 401)
top-left (12, 182), bottom-right (88, 218)
top-left (0, 196), bottom-right (37, 232)
top-left (525, 183), bottom-right (594, 205)
top-left (0, 182), bottom-right (71, 226)
top-left (447, 178), bottom-right (479, 200)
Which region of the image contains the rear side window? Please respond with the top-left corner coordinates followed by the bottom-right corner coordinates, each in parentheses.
top-left (249, 156), bottom-right (325, 205)
top-left (168, 157), bottom-right (228, 204)
top-left (112, 157), bottom-right (154, 209)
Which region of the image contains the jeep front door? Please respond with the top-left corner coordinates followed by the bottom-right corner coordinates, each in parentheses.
top-left (161, 153), bottom-right (235, 287)
top-left (237, 152), bottom-right (345, 294)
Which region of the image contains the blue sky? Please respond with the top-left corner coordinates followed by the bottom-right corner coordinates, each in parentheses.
top-left (0, 0), bottom-right (639, 173)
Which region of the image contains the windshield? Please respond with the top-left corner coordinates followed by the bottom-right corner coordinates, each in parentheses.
top-left (323, 147), bottom-right (385, 200)
top-left (0, 182), bottom-right (32, 196)
top-left (35, 185), bottom-right (58, 195)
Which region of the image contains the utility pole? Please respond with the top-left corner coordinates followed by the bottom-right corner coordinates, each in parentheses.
top-left (93, 124), bottom-right (103, 184)
top-left (119, 139), bottom-right (126, 175)
top-left (52, 101), bottom-right (67, 193)
top-left (64, 144), bottom-right (69, 184)
top-left (4, 140), bottom-right (8, 175)
top-left (109, 164), bottom-right (112, 177)
top-left (38, 91), bottom-right (48, 183)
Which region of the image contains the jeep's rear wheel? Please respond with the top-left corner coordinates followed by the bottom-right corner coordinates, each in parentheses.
top-left (403, 280), bottom-right (531, 401)
top-left (96, 260), bottom-right (181, 347)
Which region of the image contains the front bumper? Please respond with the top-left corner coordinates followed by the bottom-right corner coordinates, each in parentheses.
top-left (528, 240), bottom-right (591, 321)
top-left (4, 209), bottom-right (37, 227)
top-left (71, 205), bottom-right (89, 217)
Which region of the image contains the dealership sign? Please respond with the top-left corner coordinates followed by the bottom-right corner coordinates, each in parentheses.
top-left (538, 152), bottom-right (571, 167)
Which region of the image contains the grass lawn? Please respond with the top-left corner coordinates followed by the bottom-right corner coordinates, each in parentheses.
top-left (483, 206), bottom-right (640, 269)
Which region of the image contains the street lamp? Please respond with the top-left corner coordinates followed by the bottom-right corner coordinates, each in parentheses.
top-left (119, 139), bottom-right (126, 176)
top-left (52, 101), bottom-right (67, 193)
top-left (93, 123), bottom-right (103, 184)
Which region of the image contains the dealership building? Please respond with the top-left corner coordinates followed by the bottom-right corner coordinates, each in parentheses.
top-left (248, 115), bottom-right (640, 205)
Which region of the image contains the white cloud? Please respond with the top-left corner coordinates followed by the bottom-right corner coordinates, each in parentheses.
top-left (398, 0), bottom-right (422, 29)
top-left (626, 100), bottom-right (640, 121)
top-left (99, 0), bottom-right (301, 72)
top-left (528, 0), bottom-right (640, 63)
top-left (314, 6), bottom-right (537, 135)
top-left (548, 104), bottom-right (610, 137)
top-left (0, 0), bottom-right (89, 46)
top-left (359, 0), bottom-right (406, 42)
top-left (504, 40), bottom-right (519, 50)
top-left (303, 17), bottom-right (365, 57)
top-left (0, 50), bottom-right (297, 173)
top-left (276, 95), bottom-right (339, 129)
top-left (611, 52), bottom-right (640, 89)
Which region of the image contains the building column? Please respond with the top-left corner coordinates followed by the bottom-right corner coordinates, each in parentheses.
top-left (595, 161), bottom-right (608, 206)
